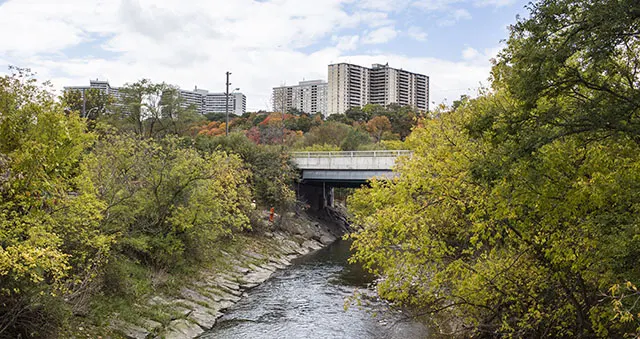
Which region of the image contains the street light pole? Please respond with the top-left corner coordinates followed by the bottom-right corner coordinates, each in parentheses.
top-left (225, 71), bottom-right (231, 136)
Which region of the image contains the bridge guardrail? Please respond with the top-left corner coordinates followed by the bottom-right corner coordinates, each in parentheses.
top-left (291, 150), bottom-right (413, 159)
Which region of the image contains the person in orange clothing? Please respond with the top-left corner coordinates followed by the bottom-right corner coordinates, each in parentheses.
top-left (269, 207), bottom-right (275, 222)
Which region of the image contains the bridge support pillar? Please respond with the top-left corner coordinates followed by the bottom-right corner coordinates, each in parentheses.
top-left (323, 182), bottom-right (334, 208)
top-left (298, 183), bottom-right (334, 211)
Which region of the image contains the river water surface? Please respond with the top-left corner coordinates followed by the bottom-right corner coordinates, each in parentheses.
top-left (200, 239), bottom-right (429, 339)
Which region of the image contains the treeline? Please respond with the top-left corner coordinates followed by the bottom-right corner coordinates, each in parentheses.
top-left (194, 104), bottom-right (420, 151)
top-left (0, 69), bottom-right (295, 337)
top-left (65, 80), bottom-right (421, 152)
top-left (348, 0), bottom-right (640, 337)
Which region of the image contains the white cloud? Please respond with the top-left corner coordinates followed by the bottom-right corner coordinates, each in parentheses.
top-left (350, 11), bottom-right (394, 28)
top-left (473, 0), bottom-right (516, 7)
top-left (462, 47), bottom-right (481, 60)
top-left (461, 45), bottom-right (502, 66)
top-left (413, 0), bottom-right (516, 10)
top-left (453, 8), bottom-right (473, 20)
top-left (362, 26), bottom-right (398, 44)
top-left (358, 0), bottom-right (412, 11)
top-left (438, 8), bottom-right (472, 26)
top-left (0, 0), bottom-right (503, 110)
top-left (407, 26), bottom-right (428, 42)
top-left (332, 35), bottom-right (361, 51)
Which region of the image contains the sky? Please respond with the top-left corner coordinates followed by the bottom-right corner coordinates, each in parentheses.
top-left (0, 0), bottom-right (530, 111)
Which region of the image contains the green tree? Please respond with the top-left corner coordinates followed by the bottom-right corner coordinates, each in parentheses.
top-left (83, 134), bottom-right (251, 269)
top-left (361, 104), bottom-right (385, 120)
top-left (340, 127), bottom-right (372, 151)
top-left (381, 104), bottom-right (416, 140)
top-left (346, 106), bottom-right (370, 123)
top-left (348, 0), bottom-right (640, 337)
top-left (61, 87), bottom-right (113, 121)
top-left (194, 133), bottom-right (296, 209)
top-left (303, 121), bottom-right (352, 147)
top-left (108, 80), bottom-right (202, 138)
top-left (489, 0), bottom-right (640, 149)
top-left (326, 113), bottom-right (352, 125)
top-left (0, 68), bottom-right (111, 337)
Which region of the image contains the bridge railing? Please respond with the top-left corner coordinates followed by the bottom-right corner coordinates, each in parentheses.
top-left (291, 150), bottom-right (413, 159)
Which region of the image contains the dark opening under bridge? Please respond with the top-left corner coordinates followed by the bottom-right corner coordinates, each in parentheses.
top-left (290, 150), bottom-right (413, 209)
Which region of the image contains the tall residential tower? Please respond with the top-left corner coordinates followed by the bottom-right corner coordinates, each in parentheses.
top-left (327, 63), bottom-right (429, 116)
top-left (272, 80), bottom-right (328, 115)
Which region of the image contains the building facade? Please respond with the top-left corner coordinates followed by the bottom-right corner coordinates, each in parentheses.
top-left (272, 80), bottom-right (328, 116)
top-left (66, 80), bottom-right (247, 116)
top-left (201, 92), bottom-right (246, 116)
top-left (64, 79), bottom-right (124, 103)
top-left (327, 63), bottom-right (429, 116)
top-left (177, 88), bottom-right (246, 116)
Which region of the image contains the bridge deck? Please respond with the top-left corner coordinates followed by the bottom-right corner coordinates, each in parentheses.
top-left (291, 150), bottom-right (412, 184)
top-left (291, 150), bottom-right (412, 171)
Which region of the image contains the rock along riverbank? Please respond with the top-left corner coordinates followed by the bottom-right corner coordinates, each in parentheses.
top-left (110, 207), bottom-right (350, 339)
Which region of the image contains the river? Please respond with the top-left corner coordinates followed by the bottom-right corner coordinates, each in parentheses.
top-left (200, 239), bottom-right (429, 339)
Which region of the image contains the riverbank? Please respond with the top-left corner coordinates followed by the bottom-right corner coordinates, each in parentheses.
top-left (202, 238), bottom-right (430, 339)
top-left (68, 207), bottom-right (349, 339)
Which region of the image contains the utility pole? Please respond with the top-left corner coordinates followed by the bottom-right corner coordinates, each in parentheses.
top-left (225, 71), bottom-right (231, 136)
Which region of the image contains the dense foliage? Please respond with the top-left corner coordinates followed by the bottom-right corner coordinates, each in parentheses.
top-left (0, 71), bottom-right (289, 338)
top-left (191, 103), bottom-right (420, 151)
top-left (349, 0), bottom-right (640, 337)
top-left (194, 132), bottom-right (296, 209)
top-left (0, 68), bottom-right (108, 337)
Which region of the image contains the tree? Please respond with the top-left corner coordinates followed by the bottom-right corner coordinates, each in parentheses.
top-left (382, 104), bottom-right (416, 140)
top-left (272, 87), bottom-right (290, 114)
top-left (0, 68), bottom-right (110, 337)
top-left (61, 87), bottom-right (113, 121)
top-left (108, 80), bottom-right (202, 138)
top-left (489, 0), bottom-right (640, 149)
top-left (194, 133), bottom-right (296, 209)
top-left (83, 134), bottom-right (252, 269)
top-left (285, 113), bottom-right (314, 133)
top-left (340, 127), bottom-right (372, 151)
top-left (287, 107), bottom-right (303, 115)
top-left (326, 113), bottom-right (352, 125)
top-left (303, 121), bottom-right (352, 147)
top-left (366, 115), bottom-right (392, 143)
top-left (361, 104), bottom-right (385, 120)
top-left (345, 106), bottom-right (369, 123)
top-left (348, 1), bottom-right (640, 337)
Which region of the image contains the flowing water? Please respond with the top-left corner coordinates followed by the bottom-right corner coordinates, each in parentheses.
top-left (200, 239), bottom-right (429, 339)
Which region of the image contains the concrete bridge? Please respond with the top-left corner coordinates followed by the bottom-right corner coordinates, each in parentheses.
top-left (290, 150), bottom-right (412, 209)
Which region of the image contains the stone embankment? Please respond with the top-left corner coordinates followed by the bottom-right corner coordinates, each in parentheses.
top-left (111, 208), bottom-right (348, 339)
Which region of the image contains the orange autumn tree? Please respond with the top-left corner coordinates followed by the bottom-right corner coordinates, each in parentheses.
top-left (366, 115), bottom-right (392, 143)
top-left (196, 121), bottom-right (227, 136)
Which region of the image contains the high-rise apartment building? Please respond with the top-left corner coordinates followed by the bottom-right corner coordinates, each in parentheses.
top-left (327, 63), bottom-right (429, 116)
top-left (272, 80), bottom-right (328, 115)
top-left (327, 63), bottom-right (370, 117)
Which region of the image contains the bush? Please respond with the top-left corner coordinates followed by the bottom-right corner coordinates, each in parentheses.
top-left (194, 133), bottom-right (296, 210)
top-left (83, 134), bottom-right (252, 269)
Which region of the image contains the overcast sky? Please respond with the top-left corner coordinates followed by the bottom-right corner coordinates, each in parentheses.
top-left (0, 0), bottom-right (529, 111)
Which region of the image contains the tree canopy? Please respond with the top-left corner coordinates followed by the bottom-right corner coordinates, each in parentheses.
top-left (348, 0), bottom-right (640, 337)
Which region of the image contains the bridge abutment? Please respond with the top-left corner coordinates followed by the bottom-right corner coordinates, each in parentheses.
top-left (298, 183), bottom-right (334, 211)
